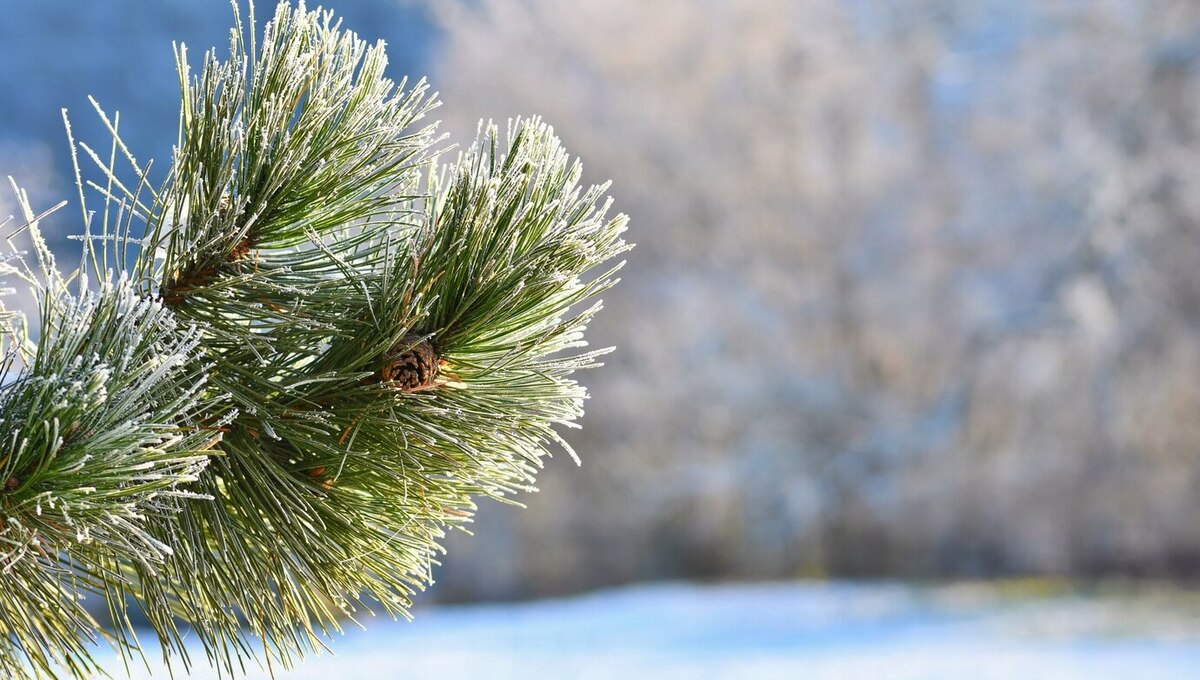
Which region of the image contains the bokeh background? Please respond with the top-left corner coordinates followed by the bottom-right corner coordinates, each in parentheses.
top-left (6, 0), bottom-right (1200, 676)
top-left (433, 0), bottom-right (1200, 597)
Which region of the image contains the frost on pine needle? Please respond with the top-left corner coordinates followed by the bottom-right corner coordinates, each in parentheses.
top-left (0, 2), bottom-right (628, 678)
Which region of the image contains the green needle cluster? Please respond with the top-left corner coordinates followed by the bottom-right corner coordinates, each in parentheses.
top-left (0, 2), bottom-right (629, 678)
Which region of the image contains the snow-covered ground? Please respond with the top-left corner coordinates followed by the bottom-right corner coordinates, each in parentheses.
top-left (98, 581), bottom-right (1200, 679)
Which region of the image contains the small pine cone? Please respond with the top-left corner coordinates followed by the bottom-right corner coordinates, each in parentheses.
top-left (380, 334), bottom-right (439, 391)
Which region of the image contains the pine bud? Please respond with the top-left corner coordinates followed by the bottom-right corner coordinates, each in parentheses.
top-left (380, 334), bottom-right (440, 391)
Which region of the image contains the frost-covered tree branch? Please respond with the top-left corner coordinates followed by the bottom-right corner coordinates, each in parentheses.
top-left (0, 2), bottom-right (628, 678)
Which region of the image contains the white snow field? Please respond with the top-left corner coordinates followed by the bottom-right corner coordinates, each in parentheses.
top-left (96, 581), bottom-right (1200, 679)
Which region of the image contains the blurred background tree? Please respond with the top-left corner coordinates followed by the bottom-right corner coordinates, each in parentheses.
top-left (5, 0), bottom-right (1200, 605)
top-left (429, 0), bottom-right (1200, 598)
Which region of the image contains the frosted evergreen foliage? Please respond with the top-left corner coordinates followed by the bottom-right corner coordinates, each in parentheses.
top-left (0, 2), bottom-right (629, 678)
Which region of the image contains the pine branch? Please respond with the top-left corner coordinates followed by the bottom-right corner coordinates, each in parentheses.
top-left (0, 2), bottom-right (629, 677)
top-left (0, 201), bottom-right (218, 677)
